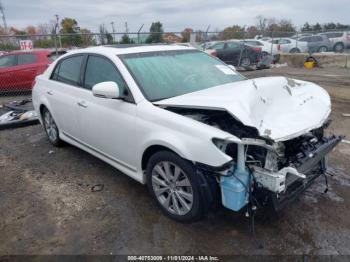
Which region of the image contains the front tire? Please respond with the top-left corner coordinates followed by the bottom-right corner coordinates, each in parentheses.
top-left (146, 151), bottom-right (206, 222)
top-left (42, 107), bottom-right (63, 147)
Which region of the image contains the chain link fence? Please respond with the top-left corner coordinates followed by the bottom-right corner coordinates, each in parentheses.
top-left (0, 29), bottom-right (349, 97)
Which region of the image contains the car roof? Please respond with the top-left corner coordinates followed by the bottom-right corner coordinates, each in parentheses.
top-left (6, 50), bottom-right (52, 55)
top-left (65, 45), bottom-right (196, 56)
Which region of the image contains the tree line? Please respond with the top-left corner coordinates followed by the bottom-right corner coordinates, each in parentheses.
top-left (1, 15), bottom-right (349, 49)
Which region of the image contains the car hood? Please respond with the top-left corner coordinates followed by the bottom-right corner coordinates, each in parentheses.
top-left (154, 77), bottom-right (331, 142)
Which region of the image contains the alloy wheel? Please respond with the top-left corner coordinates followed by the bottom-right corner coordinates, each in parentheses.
top-left (44, 110), bottom-right (58, 142)
top-left (151, 161), bottom-right (193, 216)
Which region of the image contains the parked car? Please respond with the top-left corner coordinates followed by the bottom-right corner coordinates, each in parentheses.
top-left (33, 45), bottom-right (342, 222)
top-left (205, 41), bottom-right (262, 66)
top-left (268, 38), bottom-right (308, 53)
top-left (318, 31), bottom-right (350, 52)
top-left (298, 35), bottom-right (332, 53)
top-left (0, 51), bottom-right (7, 56)
top-left (239, 39), bottom-right (279, 56)
top-left (0, 50), bottom-right (66, 92)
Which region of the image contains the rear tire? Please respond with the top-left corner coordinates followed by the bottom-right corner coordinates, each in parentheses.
top-left (146, 151), bottom-right (207, 222)
top-left (240, 57), bottom-right (251, 67)
top-left (42, 107), bottom-right (63, 147)
top-left (290, 48), bottom-right (300, 53)
top-left (333, 43), bottom-right (344, 53)
top-left (318, 46), bottom-right (328, 52)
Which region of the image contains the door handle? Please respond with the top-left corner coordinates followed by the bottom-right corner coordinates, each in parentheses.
top-left (47, 90), bottom-right (53, 95)
top-left (77, 101), bottom-right (88, 108)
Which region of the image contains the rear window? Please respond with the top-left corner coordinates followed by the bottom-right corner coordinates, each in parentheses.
top-left (52, 55), bottom-right (84, 86)
top-left (0, 54), bottom-right (16, 68)
top-left (325, 32), bottom-right (343, 38)
top-left (48, 51), bottom-right (67, 62)
top-left (18, 54), bottom-right (37, 65)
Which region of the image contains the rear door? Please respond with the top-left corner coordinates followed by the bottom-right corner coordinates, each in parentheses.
top-left (0, 54), bottom-right (18, 90)
top-left (16, 53), bottom-right (39, 88)
top-left (46, 54), bottom-right (86, 139)
top-left (218, 42), bottom-right (242, 65)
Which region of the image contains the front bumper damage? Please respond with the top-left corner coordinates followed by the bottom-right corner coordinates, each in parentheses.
top-left (252, 135), bottom-right (343, 211)
top-left (198, 134), bottom-right (343, 213)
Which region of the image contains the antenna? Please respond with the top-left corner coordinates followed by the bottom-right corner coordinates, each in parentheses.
top-left (0, 0), bottom-right (8, 32)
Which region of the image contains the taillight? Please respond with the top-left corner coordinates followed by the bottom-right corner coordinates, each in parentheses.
top-left (253, 47), bottom-right (262, 52)
top-left (210, 50), bottom-right (218, 57)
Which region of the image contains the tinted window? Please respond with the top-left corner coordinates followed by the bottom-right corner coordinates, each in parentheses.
top-left (211, 42), bottom-right (225, 50)
top-left (54, 55), bottom-right (84, 86)
top-left (0, 55), bottom-right (16, 68)
top-left (279, 39), bottom-right (291, 44)
top-left (226, 42), bottom-right (241, 48)
top-left (18, 54), bottom-right (37, 65)
top-left (326, 32), bottom-right (343, 38)
top-left (84, 55), bottom-right (127, 93)
top-left (313, 36), bottom-right (323, 42)
top-left (245, 41), bottom-right (263, 46)
top-left (299, 37), bottom-right (311, 42)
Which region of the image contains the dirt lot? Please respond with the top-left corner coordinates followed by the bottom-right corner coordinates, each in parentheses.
top-left (0, 67), bottom-right (349, 256)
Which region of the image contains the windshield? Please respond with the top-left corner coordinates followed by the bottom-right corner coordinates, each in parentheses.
top-left (120, 50), bottom-right (245, 101)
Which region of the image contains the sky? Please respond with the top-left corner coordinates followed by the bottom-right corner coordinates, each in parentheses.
top-left (1, 0), bottom-right (349, 32)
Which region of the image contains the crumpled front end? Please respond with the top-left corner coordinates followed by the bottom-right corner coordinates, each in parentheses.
top-left (213, 122), bottom-right (343, 212)
top-left (158, 77), bottom-right (343, 213)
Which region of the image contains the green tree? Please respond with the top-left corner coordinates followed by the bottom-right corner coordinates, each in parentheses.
top-left (301, 22), bottom-right (311, 32)
top-left (120, 34), bottom-right (134, 44)
top-left (60, 18), bottom-right (82, 47)
top-left (219, 25), bottom-right (244, 40)
top-left (312, 23), bottom-right (322, 32)
top-left (146, 22), bottom-right (164, 43)
top-left (80, 28), bottom-right (96, 47)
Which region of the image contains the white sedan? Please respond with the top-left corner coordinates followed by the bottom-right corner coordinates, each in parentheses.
top-left (32, 45), bottom-right (342, 222)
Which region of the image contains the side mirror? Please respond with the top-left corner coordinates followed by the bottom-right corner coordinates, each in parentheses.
top-left (228, 65), bottom-right (236, 71)
top-left (92, 81), bottom-right (121, 99)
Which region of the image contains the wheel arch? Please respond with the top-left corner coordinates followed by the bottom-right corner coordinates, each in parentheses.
top-left (141, 144), bottom-right (187, 172)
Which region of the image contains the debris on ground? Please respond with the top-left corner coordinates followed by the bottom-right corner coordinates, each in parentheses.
top-left (270, 63), bottom-right (288, 68)
top-left (91, 184), bottom-right (104, 192)
top-left (0, 99), bottom-right (39, 130)
top-left (342, 113), bottom-right (350, 117)
top-left (48, 150), bottom-right (55, 154)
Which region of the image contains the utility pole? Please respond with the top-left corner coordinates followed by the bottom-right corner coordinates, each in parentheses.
top-left (0, 0), bottom-right (8, 33)
top-left (125, 22), bottom-right (128, 33)
top-left (55, 14), bottom-right (62, 49)
top-left (110, 21), bottom-right (115, 41)
top-left (137, 24), bottom-right (144, 44)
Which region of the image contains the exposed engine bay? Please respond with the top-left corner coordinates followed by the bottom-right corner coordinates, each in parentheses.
top-left (165, 106), bottom-right (343, 211)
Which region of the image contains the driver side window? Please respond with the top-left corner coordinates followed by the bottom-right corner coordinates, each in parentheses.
top-left (83, 55), bottom-right (127, 96)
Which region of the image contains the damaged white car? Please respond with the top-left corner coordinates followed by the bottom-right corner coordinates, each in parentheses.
top-left (32, 45), bottom-right (342, 222)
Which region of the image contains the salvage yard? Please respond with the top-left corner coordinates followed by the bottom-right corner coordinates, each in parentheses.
top-left (0, 67), bottom-right (350, 255)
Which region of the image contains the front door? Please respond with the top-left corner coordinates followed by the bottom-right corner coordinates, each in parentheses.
top-left (76, 55), bottom-right (138, 171)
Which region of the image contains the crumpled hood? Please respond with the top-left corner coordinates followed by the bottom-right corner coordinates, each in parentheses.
top-left (154, 77), bottom-right (331, 141)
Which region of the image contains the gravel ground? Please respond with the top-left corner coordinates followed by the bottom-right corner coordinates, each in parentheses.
top-left (0, 67), bottom-right (349, 256)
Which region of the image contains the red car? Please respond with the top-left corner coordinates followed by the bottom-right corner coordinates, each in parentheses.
top-left (0, 50), bottom-right (65, 91)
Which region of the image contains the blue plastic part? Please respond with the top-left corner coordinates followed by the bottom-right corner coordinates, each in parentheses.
top-left (220, 167), bottom-right (250, 211)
